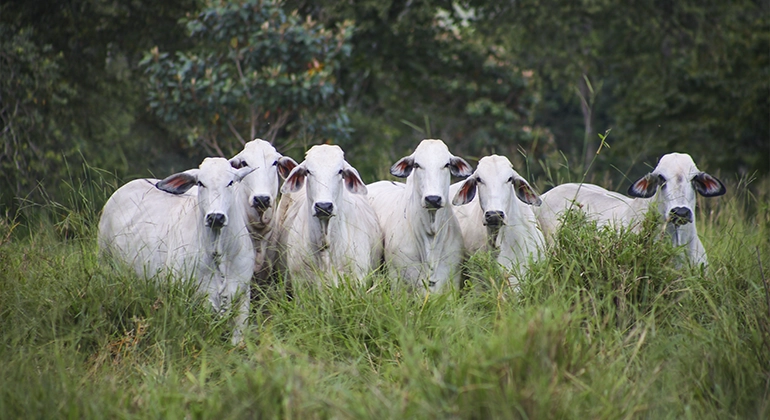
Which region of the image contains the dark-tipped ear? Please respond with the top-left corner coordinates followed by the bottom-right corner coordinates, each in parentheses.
top-left (628, 173), bottom-right (661, 198)
top-left (342, 166), bottom-right (367, 195)
top-left (449, 156), bottom-right (473, 178)
top-left (513, 178), bottom-right (542, 206)
top-left (276, 156), bottom-right (298, 179)
top-left (156, 170), bottom-right (198, 195)
top-left (693, 172), bottom-right (726, 197)
top-left (280, 165), bottom-right (307, 194)
top-left (452, 177), bottom-right (477, 206)
top-left (390, 156), bottom-right (414, 178)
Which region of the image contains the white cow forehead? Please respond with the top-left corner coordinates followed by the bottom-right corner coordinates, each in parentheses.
top-left (412, 139), bottom-right (451, 162)
top-left (477, 155), bottom-right (514, 177)
top-left (199, 157), bottom-right (238, 184)
top-left (237, 139), bottom-right (280, 163)
top-left (304, 144), bottom-right (345, 169)
top-left (306, 144), bottom-right (343, 161)
top-left (654, 153), bottom-right (699, 178)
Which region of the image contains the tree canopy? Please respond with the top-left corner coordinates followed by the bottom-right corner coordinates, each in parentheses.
top-left (1, 0), bottom-right (767, 215)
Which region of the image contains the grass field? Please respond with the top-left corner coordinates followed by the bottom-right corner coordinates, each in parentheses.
top-left (1, 173), bottom-right (768, 419)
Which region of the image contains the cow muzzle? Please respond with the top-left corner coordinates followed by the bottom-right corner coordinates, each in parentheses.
top-left (252, 195), bottom-right (271, 211)
top-left (669, 207), bottom-right (693, 226)
top-left (205, 212), bottom-right (227, 229)
top-left (314, 202), bottom-right (334, 219)
top-left (424, 195), bottom-right (443, 210)
top-left (484, 210), bottom-right (506, 227)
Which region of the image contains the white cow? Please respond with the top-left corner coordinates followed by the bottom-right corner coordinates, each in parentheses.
top-left (535, 152), bottom-right (726, 267)
top-left (98, 158), bottom-right (255, 344)
top-left (367, 139), bottom-right (473, 293)
top-left (228, 139), bottom-right (297, 281)
top-left (450, 155), bottom-right (545, 285)
top-left (272, 145), bottom-right (383, 286)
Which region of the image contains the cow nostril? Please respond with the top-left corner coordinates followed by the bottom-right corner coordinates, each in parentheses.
top-left (205, 213), bottom-right (227, 228)
top-left (252, 195), bottom-right (271, 210)
top-left (484, 211), bottom-right (505, 226)
top-left (669, 207), bottom-right (692, 225)
top-left (425, 195), bottom-right (442, 209)
top-left (314, 202), bottom-right (334, 218)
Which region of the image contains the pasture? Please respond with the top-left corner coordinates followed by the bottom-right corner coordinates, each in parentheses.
top-left (1, 169), bottom-right (768, 419)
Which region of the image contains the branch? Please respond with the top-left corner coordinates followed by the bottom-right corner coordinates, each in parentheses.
top-left (264, 110), bottom-right (291, 144)
top-left (227, 120), bottom-right (246, 146)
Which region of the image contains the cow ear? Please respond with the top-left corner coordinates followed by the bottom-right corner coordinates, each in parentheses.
top-left (229, 158), bottom-right (248, 169)
top-left (452, 177), bottom-right (477, 206)
top-left (628, 173), bottom-right (660, 198)
top-left (276, 156), bottom-right (298, 179)
top-left (449, 156), bottom-right (473, 178)
top-left (156, 170), bottom-right (198, 195)
top-left (342, 165), bottom-right (367, 195)
top-left (390, 156), bottom-right (414, 178)
top-left (693, 172), bottom-right (726, 197)
top-left (513, 178), bottom-right (542, 206)
top-left (234, 166), bottom-right (256, 182)
top-left (281, 165), bottom-right (307, 193)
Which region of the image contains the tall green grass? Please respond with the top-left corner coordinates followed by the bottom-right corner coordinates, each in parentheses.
top-left (1, 171), bottom-right (768, 418)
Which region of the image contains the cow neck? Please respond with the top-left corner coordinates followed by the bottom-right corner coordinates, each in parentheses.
top-left (486, 224), bottom-right (503, 252)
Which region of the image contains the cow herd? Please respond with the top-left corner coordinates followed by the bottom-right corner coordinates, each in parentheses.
top-left (97, 139), bottom-right (726, 343)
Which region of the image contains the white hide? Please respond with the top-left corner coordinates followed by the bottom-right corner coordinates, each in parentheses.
top-left (450, 155), bottom-right (545, 285)
top-left (273, 145), bottom-right (383, 286)
top-left (228, 139), bottom-right (297, 281)
top-left (97, 158), bottom-right (255, 344)
top-left (367, 139), bottom-right (473, 293)
top-left (535, 153), bottom-right (725, 267)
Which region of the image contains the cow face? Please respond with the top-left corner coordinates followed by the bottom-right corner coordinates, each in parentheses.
top-left (628, 153), bottom-right (725, 227)
top-left (282, 144), bottom-right (366, 219)
top-left (391, 139), bottom-right (472, 211)
top-left (229, 139), bottom-right (297, 228)
top-left (157, 157), bottom-right (254, 230)
top-left (453, 155), bottom-right (541, 227)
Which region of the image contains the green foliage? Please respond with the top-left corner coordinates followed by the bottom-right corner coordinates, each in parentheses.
top-left (141, 0), bottom-right (354, 156)
top-left (0, 24), bottom-right (76, 212)
top-left (469, 0), bottom-right (769, 179)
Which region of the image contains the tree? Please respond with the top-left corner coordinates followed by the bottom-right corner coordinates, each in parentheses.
top-left (141, 0), bottom-right (354, 157)
top-left (468, 0), bottom-right (769, 181)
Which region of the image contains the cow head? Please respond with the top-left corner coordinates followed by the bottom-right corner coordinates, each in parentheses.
top-left (391, 139), bottom-right (472, 211)
top-left (156, 157), bottom-right (254, 230)
top-left (628, 152), bottom-right (725, 227)
top-left (452, 155), bottom-right (541, 228)
top-left (281, 144), bottom-right (367, 220)
top-left (229, 139), bottom-right (297, 229)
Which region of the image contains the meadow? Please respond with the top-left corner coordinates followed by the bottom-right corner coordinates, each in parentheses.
top-left (1, 170), bottom-right (768, 419)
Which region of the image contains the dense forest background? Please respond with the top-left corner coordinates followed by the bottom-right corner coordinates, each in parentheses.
top-left (1, 0), bottom-right (768, 216)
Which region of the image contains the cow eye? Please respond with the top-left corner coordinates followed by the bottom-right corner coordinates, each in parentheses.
top-left (338, 169), bottom-right (344, 175)
top-left (507, 176), bottom-right (514, 183)
top-left (476, 177), bottom-right (484, 185)
top-left (227, 180), bottom-right (234, 187)
top-left (658, 174), bottom-right (667, 188)
top-left (197, 181), bottom-right (205, 188)
top-left (272, 161), bottom-right (278, 166)
top-left (413, 163), bottom-right (421, 169)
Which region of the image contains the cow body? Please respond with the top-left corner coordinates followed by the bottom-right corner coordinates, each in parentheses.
top-left (536, 153), bottom-right (725, 267)
top-left (98, 158), bottom-right (255, 343)
top-left (273, 145), bottom-right (382, 286)
top-left (228, 139), bottom-right (297, 282)
top-left (367, 139), bottom-right (473, 293)
top-left (451, 155), bottom-right (545, 285)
